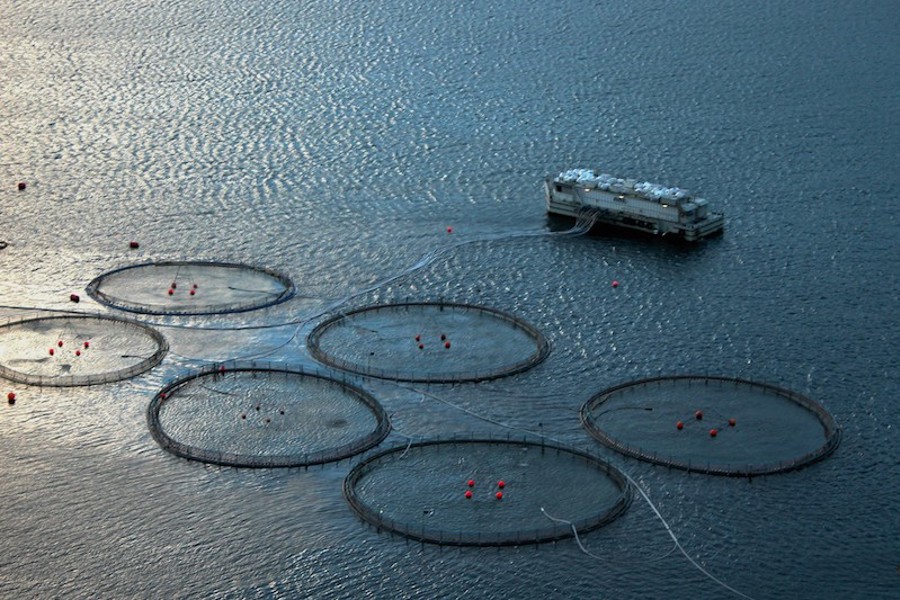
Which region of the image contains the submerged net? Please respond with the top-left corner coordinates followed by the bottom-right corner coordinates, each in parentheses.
top-left (147, 363), bottom-right (391, 468)
top-left (86, 260), bottom-right (294, 315)
top-left (308, 302), bottom-right (550, 383)
top-left (0, 314), bottom-right (168, 386)
top-left (344, 435), bottom-right (632, 546)
top-left (581, 375), bottom-right (841, 476)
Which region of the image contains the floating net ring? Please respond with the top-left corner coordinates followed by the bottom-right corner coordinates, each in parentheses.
top-left (86, 260), bottom-right (295, 316)
top-left (344, 435), bottom-right (632, 546)
top-left (0, 314), bottom-right (168, 386)
top-left (308, 302), bottom-right (550, 383)
top-left (581, 375), bottom-right (841, 477)
top-left (147, 363), bottom-right (391, 468)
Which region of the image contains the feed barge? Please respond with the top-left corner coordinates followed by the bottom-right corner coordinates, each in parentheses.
top-left (545, 169), bottom-right (724, 241)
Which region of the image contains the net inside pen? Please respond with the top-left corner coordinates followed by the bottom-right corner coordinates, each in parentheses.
top-left (86, 260), bottom-right (294, 315)
top-left (148, 365), bottom-right (391, 468)
top-left (581, 375), bottom-right (840, 476)
top-left (308, 302), bottom-right (550, 383)
top-left (0, 314), bottom-right (168, 386)
top-left (344, 437), bottom-right (632, 546)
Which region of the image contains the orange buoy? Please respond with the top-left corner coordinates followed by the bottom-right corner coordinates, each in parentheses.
top-left (129, 241), bottom-right (139, 249)
top-left (728, 418), bottom-right (736, 427)
top-left (465, 490), bottom-right (473, 499)
top-left (69, 293), bottom-right (80, 303)
top-left (497, 480), bottom-right (505, 489)
top-left (676, 420), bottom-right (684, 430)
top-left (495, 491), bottom-right (503, 500)
top-left (17, 182), bottom-right (27, 191)
top-left (695, 410), bottom-right (703, 420)
top-left (709, 428), bottom-right (718, 438)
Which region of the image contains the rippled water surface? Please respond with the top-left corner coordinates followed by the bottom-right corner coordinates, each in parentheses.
top-left (1, 1), bottom-right (898, 598)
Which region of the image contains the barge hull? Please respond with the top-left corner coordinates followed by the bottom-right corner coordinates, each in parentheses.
top-left (545, 177), bottom-right (724, 242)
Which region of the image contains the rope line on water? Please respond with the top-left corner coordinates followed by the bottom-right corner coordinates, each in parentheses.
top-left (388, 380), bottom-right (757, 600)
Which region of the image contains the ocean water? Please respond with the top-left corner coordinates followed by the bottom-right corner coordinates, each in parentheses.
top-left (1, 1), bottom-right (898, 598)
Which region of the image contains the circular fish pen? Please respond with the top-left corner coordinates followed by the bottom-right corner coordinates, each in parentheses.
top-left (86, 260), bottom-right (294, 315)
top-left (308, 302), bottom-right (550, 383)
top-left (344, 436), bottom-right (632, 546)
top-left (0, 314), bottom-right (168, 386)
top-left (147, 364), bottom-right (391, 468)
top-left (581, 375), bottom-right (841, 477)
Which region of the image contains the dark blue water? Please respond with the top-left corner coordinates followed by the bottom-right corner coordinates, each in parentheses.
top-left (1, 1), bottom-right (898, 598)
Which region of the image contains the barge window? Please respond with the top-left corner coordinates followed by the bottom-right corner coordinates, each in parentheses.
top-left (555, 185), bottom-right (562, 192)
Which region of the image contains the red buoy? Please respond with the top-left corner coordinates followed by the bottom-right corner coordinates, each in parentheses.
top-left (167, 288), bottom-right (174, 296)
top-left (192, 283), bottom-right (198, 289)
top-left (440, 334), bottom-right (446, 341)
top-left (676, 420), bottom-right (684, 430)
top-left (415, 335), bottom-right (421, 342)
top-left (495, 491), bottom-right (503, 500)
top-left (129, 241), bottom-right (140, 249)
top-left (695, 410), bottom-right (704, 420)
top-left (418, 344), bottom-right (424, 350)
top-left (447, 226), bottom-right (453, 233)
top-left (17, 182), bottom-right (27, 191)
top-left (465, 490), bottom-right (473, 499)
top-left (728, 418), bottom-right (736, 427)
top-left (612, 280), bottom-right (619, 288)
top-left (83, 341), bottom-right (90, 349)
top-left (497, 480), bottom-right (505, 489)
top-left (57, 340), bottom-right (64, 347)
top-left (709, 428), bottom-right (718, 438)
top-left (69, 293), bottom-right (80, 303)
top-left (48, 348), bottom-right (54, 356)
top-left (7, 392), bottom-right (16, 402)
top-left (189, 289), bottom-right (195, 296)
top-left (467, 479), bottom-right (475, 488)
top-left (171, 282), bottom-right (177, 289)
top-left (75, 350), bottom-right (81, 357)
top-left (444, 341), bottom-right (451, 349)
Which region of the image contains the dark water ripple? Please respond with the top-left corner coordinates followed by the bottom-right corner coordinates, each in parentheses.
top-left (1, 0), bottom-right (898, 598)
